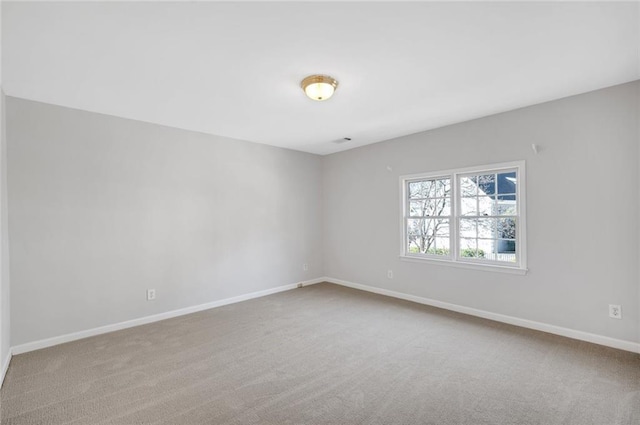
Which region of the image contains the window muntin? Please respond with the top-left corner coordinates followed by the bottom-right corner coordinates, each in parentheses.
top-left (401, 162), bottom-right (526, 272)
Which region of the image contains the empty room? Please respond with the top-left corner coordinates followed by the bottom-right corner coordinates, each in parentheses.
top-left (0, 1), bottom-right (639, 424)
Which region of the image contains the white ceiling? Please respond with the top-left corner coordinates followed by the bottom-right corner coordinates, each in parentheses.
top-left (3, 1), bottom-right (639, 155)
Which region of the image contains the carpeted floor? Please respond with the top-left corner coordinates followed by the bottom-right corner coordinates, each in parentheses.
top-left (1, 282), bottom-right (639, 424)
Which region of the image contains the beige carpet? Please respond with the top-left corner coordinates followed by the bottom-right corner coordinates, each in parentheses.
top-left (1, 283), bottom-right (639, 424)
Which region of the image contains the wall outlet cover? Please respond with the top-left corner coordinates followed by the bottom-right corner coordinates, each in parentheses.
top-left (147, 289), bottom-right (156, 301)
top-left (609, 304), bottom-right (622, 319)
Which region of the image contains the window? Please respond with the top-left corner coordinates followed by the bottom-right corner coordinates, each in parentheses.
top-left (401, 161), bottom-right (526, 274)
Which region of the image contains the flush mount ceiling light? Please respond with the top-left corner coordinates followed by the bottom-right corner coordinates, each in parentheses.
top-left (301, 75), bottom-right (338, 101)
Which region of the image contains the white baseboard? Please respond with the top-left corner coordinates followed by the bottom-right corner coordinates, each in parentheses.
top-left (11, 278), bottom-right (324, 355)
top-left (11, 276), bottom-right (639, 356)
top-left (325, 277), bottom-right (640, 354)
top-left (1, 350), bottom-right (11, 388)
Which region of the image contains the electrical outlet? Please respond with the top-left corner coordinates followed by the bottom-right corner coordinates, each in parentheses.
top-left (303, 263), bottom-right (309, 271)
top-left (609, 304), bottom-right (622, 319)
top-left (147, 289), bottom-right (156, 301)
top-left (387, 269), bottom-right (393, 279)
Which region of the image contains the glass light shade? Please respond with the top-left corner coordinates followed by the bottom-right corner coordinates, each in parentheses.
top-left (301, 75), bottom-right (338, 101)
top-left (304, 82), bottom-right (335, 101)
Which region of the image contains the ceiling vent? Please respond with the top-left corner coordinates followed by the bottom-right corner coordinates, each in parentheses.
top-left (332, 137), bottom-right (352, 144)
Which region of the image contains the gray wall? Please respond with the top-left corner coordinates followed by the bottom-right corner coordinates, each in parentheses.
top-left (7, 97), bottom-right (323, 346)
top-left (323, 81), bottom-right (640, 343)
top-left (6, 82), bottom-right (640, 349)
top-left (1, 90), bottom-right (9, 368)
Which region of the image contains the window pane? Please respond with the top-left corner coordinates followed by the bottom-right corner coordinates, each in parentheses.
top-left (478, 195), bottom-right (494, 216)
top-left (498, 172), bottom-right (517, 194)
top-left (428, 235), bottom-right (450, 256)
top-left (459, 238), bottom-right (477, 250)
top-left (460, 197), bottom-right (477, 216)
top-left (496, 240), bottom-right (516, 262)
top-left (496, 198), bottom-right (516, 215)
top-left (407, 219), bottom-right (424, 253)
top-left (477, 239), bottom-right (495, 259)
top-left (433, 198), bottom-right (451, 216)
top-left (460, 238), bottom-right (479, 258)
top-left (434, 237), bottom-right (450, 253)
top-left (477, 218), bottom-right (496, 239)
top-left (459, 218), bottom-right (477, 238)
top-left (434, 178), bottom-right (451, 197)
top-left (477, 174), bottom-right (495, 195)
top-left (460, 176), bottom-right (477, 196)
top-left (434, 219), bottom-right (450, 236)
top-left (497, 239), bottom-right (516, 253)
top-left (407, 218), bottom-right (424, 234)
top-left (409, 199), bottom-right (450, 217)
top-left (407, 218), bottom-right (449, 254)
top-left (498, 218), bottom-right (516, 239)
top-left (409, 180), bottom-right (434, 199)
top-left (409, 200), bottom-right (428, 217)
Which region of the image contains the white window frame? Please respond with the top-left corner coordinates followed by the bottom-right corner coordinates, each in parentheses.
top-left (400, 161), bottom-right (527, 275)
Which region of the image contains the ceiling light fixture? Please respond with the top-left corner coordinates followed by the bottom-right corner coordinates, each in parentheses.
top-left (301, 75), bottom-right (338, 101)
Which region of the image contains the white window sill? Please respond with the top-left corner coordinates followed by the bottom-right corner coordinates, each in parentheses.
top-left (399, 255), bottom-right (528, 275)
